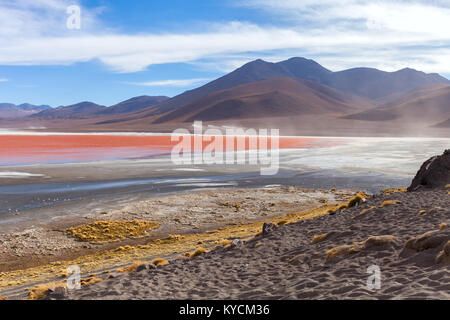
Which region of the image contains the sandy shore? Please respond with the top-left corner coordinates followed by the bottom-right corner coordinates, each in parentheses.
top-left (0, 186), bottom-right (353, 299)
top-left (0, 186), bottom-right (347, 270)
top-left (61, 188), bottom-right (449, 300)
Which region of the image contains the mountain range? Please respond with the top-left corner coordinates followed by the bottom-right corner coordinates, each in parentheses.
top-left (27, 96), bottom-right (170, 120)
top-left (1, 57), bottom-right (449, 135)
top-left (152, 77), bottom-right (370, 123)
top-left (0, 103), bottom-right (51, 119)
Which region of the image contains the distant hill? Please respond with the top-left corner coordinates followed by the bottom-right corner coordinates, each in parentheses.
top-left (97, 96), bottom-right (170, 115)
top-left (374, 83), bottom-right (450, 107)
top-left (16, 103), bottom-right (51, 111)
top-left (30, 96), bottom-right (169, 120)
top-left (31, 102), bottom-right (106, 120)
top-left (343, 85), bottom-right (450, 123)
top-left (153, 77), bottom-right (369, 123)
top-left (28, 96), bottom-right (170, 120)
top-left (0, 103), bottom-right (51, 118)
top-left (325, 67), bottom-right (450, 100)
top-left (434, 118), bottom-right (450, 127)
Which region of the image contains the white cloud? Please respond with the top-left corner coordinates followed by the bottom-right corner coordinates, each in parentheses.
top-left (128, 78), bottom-right (212, 87)
top-left (4, 21), bottom-right (449, 73)
top-left (0, 0), bottom-right (450, 75)
top-left (0, 78), bottom-right (8, 82)
top-left (0, 0), bottom-right (101, 38)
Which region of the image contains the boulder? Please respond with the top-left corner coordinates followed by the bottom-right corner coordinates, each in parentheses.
top-left (107, 272), bottom-right (124, 279)
top-left (262, 223), bottom-right (276, 235)
top-left (47, 286), bottom-right (67, 299)
top-left (135, 264), bottom-right (154, 273)
top-left (408, 149), bottom-right (450, 191)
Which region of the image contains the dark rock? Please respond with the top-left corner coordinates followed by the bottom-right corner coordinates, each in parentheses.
top-left (107, 272), bottom-right (123, 279)
top-left (135, 264), bottom-right (148, 272)
top-left (408, 149), bottom-right (450, 191)
top-left (47, 286), bottom-right (67, 299)
top-left (136, 264), bottom-right (156, 272)
top-left (262, 223), bottom-right (276, 235)
top-left (239, 263), bottom-right (249, 271)
top-left (230, 239), bottom-right (243, 247)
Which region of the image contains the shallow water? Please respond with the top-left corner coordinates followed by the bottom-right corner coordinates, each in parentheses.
top-left (0, 132), bottom-right (334, 166)
top-left (0, 135), bottom-right (449, 216)
top-left (279, 137), bottom-right (450, 175)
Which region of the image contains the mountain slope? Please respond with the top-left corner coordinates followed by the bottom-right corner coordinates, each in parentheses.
top-left (31, 102), bottom-right (106, 120)
top-left (277, 57), bottom-right (332, 82)
top-left (99, 57), bottom-right (345, 122)
top-left (0, 103), bottom-right (51, 118)
top-left (16, 103), bottom-right (51, 112)
top-left (97, 96), bottom-right (170, 115)
top-left (153, 77), bottom-right (368, 123)
top-left (326, 67), bottom-right (450, 100)
top-left (29, 96), bottom-right (170, 120)
top-left (434, 118), bottom-right (450, 127)
top-left (343, 85), bottom-right (450, 123)
top-left (137, 59), bottom-right (292, 117)
top-left (0, 104), bottom-right (29, 118)
top-left (375, 83), bottom-right (450, 107)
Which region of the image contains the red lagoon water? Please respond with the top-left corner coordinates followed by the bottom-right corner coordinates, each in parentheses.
top-left (0, 134), bottom-right (342, 166)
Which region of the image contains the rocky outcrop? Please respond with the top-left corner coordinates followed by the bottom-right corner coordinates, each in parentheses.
top-left (408, 149), bottom-right (450, 191)
top-left (436, 240), bottom-right (450, 264)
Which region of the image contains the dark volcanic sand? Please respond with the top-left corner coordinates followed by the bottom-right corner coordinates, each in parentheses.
top-left (64, 189), bottom-right (449, 300)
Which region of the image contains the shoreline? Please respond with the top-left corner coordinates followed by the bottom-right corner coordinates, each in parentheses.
top-left (0, 159), bottom-right (413, 219)
top-left (0, 186), bottom-right (354, 299)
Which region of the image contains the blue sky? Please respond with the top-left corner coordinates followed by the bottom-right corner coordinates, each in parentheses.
top-left (1, 0), bottom-right (450, 107)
